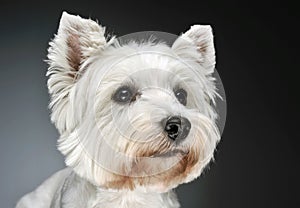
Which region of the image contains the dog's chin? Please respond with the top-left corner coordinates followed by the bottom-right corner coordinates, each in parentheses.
top-left (98, 148), bottom-right (200, 193)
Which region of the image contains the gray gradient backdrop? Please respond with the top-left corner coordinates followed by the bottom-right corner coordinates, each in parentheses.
top-left (0, 1), bottom-right (295, 208)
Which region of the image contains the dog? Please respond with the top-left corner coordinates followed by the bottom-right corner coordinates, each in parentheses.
top-left (16, 11), bottom-right (221, 208)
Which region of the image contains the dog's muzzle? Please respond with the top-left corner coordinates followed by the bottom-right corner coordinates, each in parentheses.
top-left (162, 116), bottom-right (191, 142)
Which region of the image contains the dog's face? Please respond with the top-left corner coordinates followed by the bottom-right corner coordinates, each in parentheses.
top-left (47, 12), bottom-right (220, 192)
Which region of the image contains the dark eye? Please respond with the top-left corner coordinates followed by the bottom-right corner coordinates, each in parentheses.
top-left (174, 88), bottom-right (187, 106)
top-left (113, 86), bottom-right (134, 103)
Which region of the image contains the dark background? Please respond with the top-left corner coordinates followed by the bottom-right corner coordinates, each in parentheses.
top-left (0, 0), bottom-right (295, 207)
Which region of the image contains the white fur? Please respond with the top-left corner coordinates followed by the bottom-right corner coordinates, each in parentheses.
top-left (16, 12), bottom-right (220, 208)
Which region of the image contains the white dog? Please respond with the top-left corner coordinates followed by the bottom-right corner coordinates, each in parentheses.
top-left (16, 12), bottom-right (221, 208)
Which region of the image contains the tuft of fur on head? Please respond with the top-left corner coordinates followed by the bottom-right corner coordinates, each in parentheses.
top-left (47, 12), bottom-right (220, 193)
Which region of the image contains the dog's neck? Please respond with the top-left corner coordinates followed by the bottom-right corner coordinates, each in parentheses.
top-left (54, 170), bottom-right (180, 208)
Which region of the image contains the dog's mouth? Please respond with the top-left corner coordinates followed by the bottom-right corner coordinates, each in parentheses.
top-left (149, 149), bottom-right (187, 158)
top-left (132, 149), bottom-right (189, 177)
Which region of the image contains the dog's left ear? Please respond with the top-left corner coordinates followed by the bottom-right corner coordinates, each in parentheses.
top-left (172, 25), bottom-right (215, 73)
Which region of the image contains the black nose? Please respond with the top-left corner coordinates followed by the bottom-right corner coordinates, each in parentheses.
top-left (163, 116), bottom-right (191, 142)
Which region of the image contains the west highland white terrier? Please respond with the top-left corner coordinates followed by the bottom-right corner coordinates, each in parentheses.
top-left (16, 11), bottom-right (224, 208)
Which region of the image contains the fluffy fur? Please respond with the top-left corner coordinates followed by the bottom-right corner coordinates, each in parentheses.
top-left (16, 12), bottom-right (220, 208)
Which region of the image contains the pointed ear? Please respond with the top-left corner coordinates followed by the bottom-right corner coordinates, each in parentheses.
top-left (47, 12), bottom-right (110, 133)
top-left (172, 25), bottom-right (216, 73)
top-left (47, 11), bottom-right (108, 80)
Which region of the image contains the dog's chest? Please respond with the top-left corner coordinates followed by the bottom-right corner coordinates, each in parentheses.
top-left (91, 190), bottom-right (179, 208)
top-left (55, 173), bottom-right (179, 208)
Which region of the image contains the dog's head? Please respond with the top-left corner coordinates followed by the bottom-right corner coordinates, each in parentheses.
top-left (47, 12), bottom-right (221, 192)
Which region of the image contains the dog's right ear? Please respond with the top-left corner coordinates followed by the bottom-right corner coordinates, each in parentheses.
top-left (47, 12), bottom-right (110, 133)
